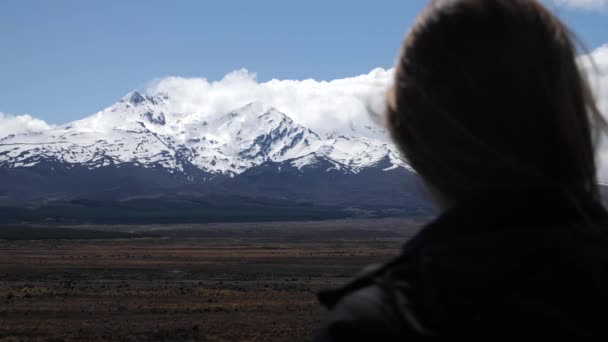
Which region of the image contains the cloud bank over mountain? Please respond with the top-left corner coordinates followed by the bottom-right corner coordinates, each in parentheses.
top-left (145, 68), bottom-right (393, 140)
top-left (0, 113), bottom-right (54, 139)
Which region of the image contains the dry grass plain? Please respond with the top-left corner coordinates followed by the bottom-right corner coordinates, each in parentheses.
top-left (0, 218), bottom-right (424, 341)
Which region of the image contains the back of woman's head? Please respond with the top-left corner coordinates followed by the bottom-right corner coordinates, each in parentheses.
top-left (386, 0), bottom-right (605, 206)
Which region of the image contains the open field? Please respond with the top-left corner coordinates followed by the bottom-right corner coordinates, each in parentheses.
top-left (0, 218), bottom-right (425, 341)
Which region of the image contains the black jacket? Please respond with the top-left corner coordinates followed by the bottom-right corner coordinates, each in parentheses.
top-left (314, 188), bottom-right (608, 340)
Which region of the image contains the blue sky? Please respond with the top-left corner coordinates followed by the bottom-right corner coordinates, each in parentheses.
top-left (0, 0), bottom-right (606, 124)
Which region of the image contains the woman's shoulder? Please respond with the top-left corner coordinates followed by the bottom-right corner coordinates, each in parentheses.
top-left (313, 284), bottom-right (411, 341)
top-left (313, 261), bottom-right (428, 341)
top-left (313, 215), bottom-right (608, 340)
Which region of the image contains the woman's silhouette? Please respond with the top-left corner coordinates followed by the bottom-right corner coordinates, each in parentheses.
top-left (315, 0), bottom-right (608, 339)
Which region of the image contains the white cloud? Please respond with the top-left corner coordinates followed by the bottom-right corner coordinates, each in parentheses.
top-left (146, 68), bottom-right (393, 139)
top-left (581, 44), bottom-right (608, 114)
top-left (553, 0), bottom-right (608, 11)
top-left (580, 45), bottom-right (608, 181)
top-left (0, 113), bottom-right (54, 140)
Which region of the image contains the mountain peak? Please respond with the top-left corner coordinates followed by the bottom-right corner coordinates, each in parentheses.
top-left (154, 92), bottom-right (170, 101)
top-left (122, 91), bottom-right (147, 106)
top-left (240, 101), bottom-right (268, 113)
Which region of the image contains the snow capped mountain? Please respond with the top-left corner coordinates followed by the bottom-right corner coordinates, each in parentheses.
top-left (0, 90), bottom-right (410, 176)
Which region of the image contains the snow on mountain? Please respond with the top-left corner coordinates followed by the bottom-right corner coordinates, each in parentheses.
top-left (0, 90), bottom-right (410, 176)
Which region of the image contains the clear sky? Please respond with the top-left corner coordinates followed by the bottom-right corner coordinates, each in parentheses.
top-left (0, 0), bottom-right (606, 124)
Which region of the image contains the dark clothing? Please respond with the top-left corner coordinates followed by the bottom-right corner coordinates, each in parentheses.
top-left (314, 188), bottom-right (608, 340)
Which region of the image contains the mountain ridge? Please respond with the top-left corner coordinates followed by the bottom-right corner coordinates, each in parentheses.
top-left (0, 91), bottom-right (433, 222)
top-left (0, 91), bottom-right (409, 177)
